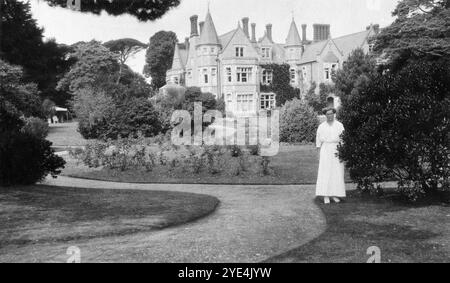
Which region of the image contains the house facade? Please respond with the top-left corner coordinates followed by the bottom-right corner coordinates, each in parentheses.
top-left (166, 10), bottom-right (378, 116)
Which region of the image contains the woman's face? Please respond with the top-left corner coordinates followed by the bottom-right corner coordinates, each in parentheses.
top-left (326, 110), bottom-right (335, 122)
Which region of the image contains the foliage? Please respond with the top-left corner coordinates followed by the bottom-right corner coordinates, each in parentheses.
top-left (43, 0), bottom-right (181, 22)
top-left (333, 48), bottom-right (378, 106)
top-left (0, 130), bottom-right (65, 186)
top-left (280, 98), bottom-right (319, 143)
top-left (143, 31), bottom-right (178, 89)
top-left (98, 97), bottom-right (162, 140)
top-left (72, 87), bottom-right (116, 139)
top-left (21, 117), bottom-right (49, 140)
top-left (338, 58), bottom-right (450, 200)
top-left (1, 0), bottom-right (73, 106)
top-left (42, 98), bottom-right (56, 118)
top-left (104, 38), bottom-right (147, 84)
top-left (372, 0), bottom-right (450, 69)
top-left (0, 60), bottom-right (43, 118)
top-left (260, 63), bottom-right (300, 107)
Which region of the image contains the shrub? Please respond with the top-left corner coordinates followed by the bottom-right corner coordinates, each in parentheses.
top-left (0, 131), bottom-right (65, 186)
top-left (338, 58), bottom-right (450, 200)
top-left (304, 82), bottom-right (334, 113)
top-left (99, 97), bottom-right (162, 140)
top-left (280, 98), bottom-right (319, 143)
top-left (21, 117), bottom-right (49, 139)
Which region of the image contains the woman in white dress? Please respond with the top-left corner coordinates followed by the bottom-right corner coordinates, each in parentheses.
top-left (315, 107), bottom-right (346, 204)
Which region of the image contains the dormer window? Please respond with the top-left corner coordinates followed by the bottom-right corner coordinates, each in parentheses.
top-left (262, 47), bottom-right (271, 59)
top-left (235, 47), bottom-right (244, 57)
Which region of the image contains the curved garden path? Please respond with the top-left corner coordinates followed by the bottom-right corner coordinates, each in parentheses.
top-left (6, 175), bottom-right (347, 263)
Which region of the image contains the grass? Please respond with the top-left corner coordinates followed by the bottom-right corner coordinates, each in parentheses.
top-left (0, 185), bottom-right (219, 248)
top-left (265, 191), bottom-right (450, 263)
top-left (62, 144), bottom-right (352, 185)
top-left (48, 122), bottom-right (87, 147)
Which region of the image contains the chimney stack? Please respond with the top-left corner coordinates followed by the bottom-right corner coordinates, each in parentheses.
top-left (199, 21), bottom-right (205, 34)
top-left (301, 24), bottom-right (307, 42)
top-left (313, 24), bottom-right (330, 41)
top-left (251, 23), bottom-right (257, 43)
top-left (190, 15), bottom-right (198, 37)
top-left (184, 37), bottom-right (189, 50)
top-left (242, 17), bottom-right (249, 38)
top-left (266, 24), bottom-right (273, 42)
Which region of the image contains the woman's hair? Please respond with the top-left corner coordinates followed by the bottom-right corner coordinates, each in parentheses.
top-left (322, 107), bottom-right (337, 115)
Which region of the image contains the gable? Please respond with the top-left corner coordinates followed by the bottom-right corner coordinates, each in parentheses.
top-left (220, 27), bottom-right (259, 58)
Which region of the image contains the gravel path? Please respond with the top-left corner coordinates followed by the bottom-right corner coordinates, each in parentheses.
top-left (1, 176), bottom-right (339, 263)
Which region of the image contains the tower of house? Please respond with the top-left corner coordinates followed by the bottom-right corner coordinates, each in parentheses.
top-left (185, 15), bottom-right (200, 86)
top-left (196, 10), bottom-right (221, 97)
top-left (285, 18), bottom-right (303, 86)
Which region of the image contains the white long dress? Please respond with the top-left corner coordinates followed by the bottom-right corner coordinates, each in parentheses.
top-left (315, 120), bottom-right (346, 197)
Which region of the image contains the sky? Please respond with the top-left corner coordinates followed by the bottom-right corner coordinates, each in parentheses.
top-left (28, 0), bottom-right (399, 75)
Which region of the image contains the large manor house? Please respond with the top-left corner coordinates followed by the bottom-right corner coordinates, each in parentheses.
top-left (165, 10), bottom-right (379, 116)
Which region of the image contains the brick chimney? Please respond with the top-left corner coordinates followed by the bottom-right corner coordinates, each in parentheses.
top-left (266, 24), bottom-right (273, 42)
top-left (301, 24), bottom-right (307, 42)
top-left (313, 24), bottom-right (330, 41)
top-left (199, 21), bottom-right (205, 34)
top-left (251, 23), bottom-right (257, 43)
top-left (242, 17), bottom-right (249, 38)
top-left (190, 15), bottom-right (198, 37)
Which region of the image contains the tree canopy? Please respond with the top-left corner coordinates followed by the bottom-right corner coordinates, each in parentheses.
top-left (42, 0), bottom-right (181, 21)
top-left (373, 0), bottom-right (450, 68)
top-left (143, 31), bottom-right (178, 89)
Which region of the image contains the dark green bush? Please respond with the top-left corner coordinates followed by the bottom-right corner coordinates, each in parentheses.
top-left (0, 130), bottom-right (65, 186)
top-left (280, 98), bottom-right (319, 143)
top-left (338, 59), bottom-right (450, 200)
top-left (21, 117), bottom-right (49, 139)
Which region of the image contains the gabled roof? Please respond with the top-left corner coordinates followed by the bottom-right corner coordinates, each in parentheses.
top-left (197, 11), bottom-right (221, 46)
top-left (300, 40), bottom-right (327, 64)
top-left (219, 29), bottom-right (236, 49)
top-left (333, 28), bottom-right (374, 58)
top-left (323, 51), bottom-right (340, 63)
top-left (258, 32), bottom-right (274, 45)
top-left (285, 19), bottom-right (302, 46)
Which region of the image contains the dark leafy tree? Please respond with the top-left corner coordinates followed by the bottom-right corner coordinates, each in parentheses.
top-left (304, 82), bottom-right (334, 113)
top-left (1, 0), bottom-right (73, 106)
top-left (104, 38), bottom-right (147, 84)
top-left (43, 0), bottom-right (181, 22)
top-left (373, 0), bottom-right (450, 69)
top-left (338, 58), bottom-right (450, 200)
top-left (143, 31), bottom-right (178, 89)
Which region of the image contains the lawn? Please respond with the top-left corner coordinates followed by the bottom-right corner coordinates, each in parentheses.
top-left (266, 191), bottom-right (450, 263)
top-left (62, 144), bottom-right (352, 185)
top-left (0, 185), bottom-right (219, 249)
top-left (48, 122), bottom-right (88, 147)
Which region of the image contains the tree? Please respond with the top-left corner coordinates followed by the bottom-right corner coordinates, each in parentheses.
top-left (104, 38), bottom-right (147, 84)
top-left (42, 98), bottom-right (56, 119)
top-left (373, 0), bottom-right (450, 69)
top-left (42, 0), bottom-right (181, 22)
top-left (304, 82), bottom-right (333, 113)
top-left (337, 58), bottom-right (450, 200)
top-left (260, 64), bottom-right (300, 107)
top-left (1, 0), bottom-right (73, 106)
top-left (333, 48), bottom-right (377, 106)
top-left (143, 31), bottom-right (178, 89)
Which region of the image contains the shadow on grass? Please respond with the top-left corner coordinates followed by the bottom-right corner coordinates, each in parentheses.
top-left (0, 185), bottom-right (219, 247)
top-left (265, 191), bottom-right (450, 263)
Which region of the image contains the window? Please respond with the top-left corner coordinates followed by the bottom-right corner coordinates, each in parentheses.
top-left (211, 68), bottom-right (217, 78)
top-left (368, 43), bottom-right (374, 53)
top-left (237, 94), bottom-right (254, 112)
top-left (226, 67), bottom-right (232, 82)
top-left (302, 67), bottom-right (307, 82)
top-left (203, 68), bottom-right (208, 84)
top-left (290, 68), bottom-right (296, 84)
top-left (235, 47), bottom-right (244, 57)
top-left (324, 64), bottom-right (338, 81)
top-left (260, 93), bottom-right (275, 110)
top-left (261, 47), bottom-right (271, 59)
top-left (262, 69), bottom-right (273, 85)
top-left (227, 93), bottom-right (232, 104)
top-left (211, 47), bottom-right (215, 53)
top-left (173, 76), bottom-right (179, 84)
top-left (237, 67), bottom-right (252, 83)
top-left (202, 47), bottom-right (208, 54)
top-left (187, 70), bottom-right (192, 80)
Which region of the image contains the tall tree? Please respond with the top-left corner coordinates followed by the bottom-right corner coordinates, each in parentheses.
top-left (1, 0), bottom-right (73, 106)
top-left (104, 38), bottom-right (147, 84)
top-left (373, 0), bottom-right (450, 69)
top-left (42, 0), bottom-right (181, 21)
top-left (143, 31), bottom-right (178, 89)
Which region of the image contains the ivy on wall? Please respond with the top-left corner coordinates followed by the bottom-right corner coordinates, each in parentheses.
top-left (260, 63), bottom-right (300, 107)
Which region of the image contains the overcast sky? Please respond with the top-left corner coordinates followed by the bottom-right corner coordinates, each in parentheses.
top-left (28, 0), bottom-right (399, 74)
